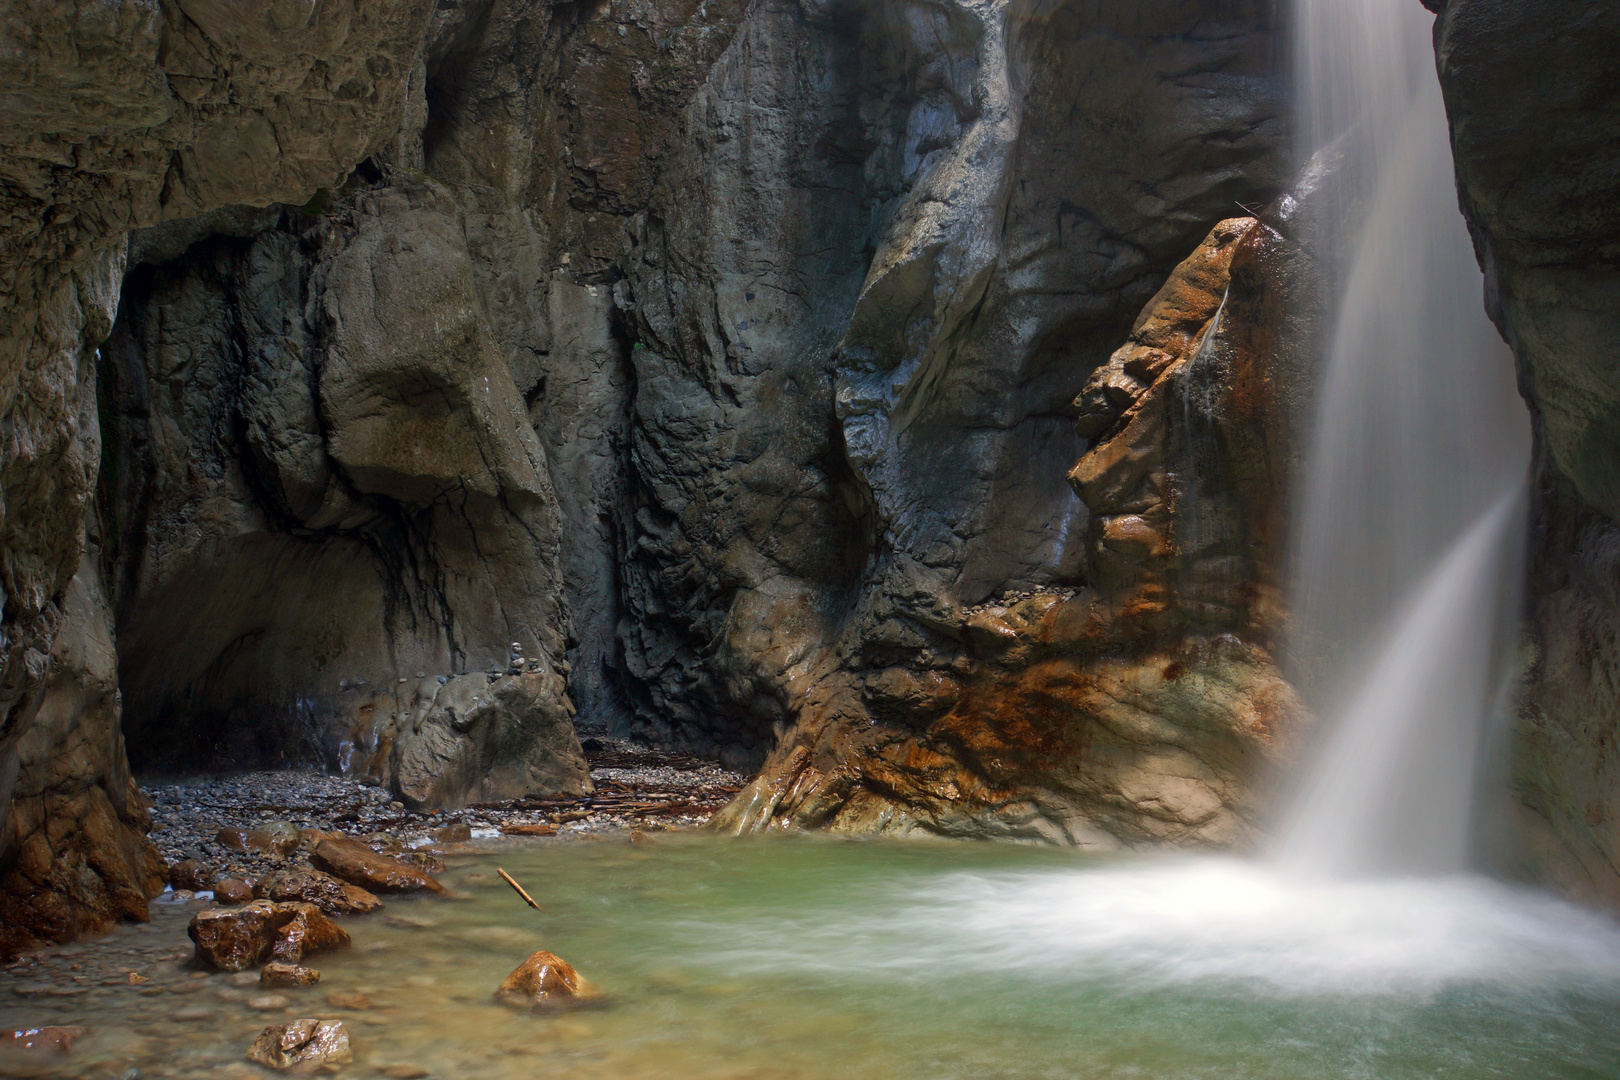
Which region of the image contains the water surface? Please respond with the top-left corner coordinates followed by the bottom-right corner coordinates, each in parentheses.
top-left (6, 837), bottom-right (1620, 1079)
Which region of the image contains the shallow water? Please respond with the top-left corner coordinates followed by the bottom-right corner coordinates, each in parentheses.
top-left (7, 836), bottom-right (1620, 1079)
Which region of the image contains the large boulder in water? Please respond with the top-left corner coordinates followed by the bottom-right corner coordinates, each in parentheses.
top-left (246, 1019), bottom-right (352, 1070)
top-left (494, 950), bottom-right (593, 1009)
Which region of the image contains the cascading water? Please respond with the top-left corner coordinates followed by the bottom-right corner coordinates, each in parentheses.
top-left (1276, 0), bottom-right (1532, 876)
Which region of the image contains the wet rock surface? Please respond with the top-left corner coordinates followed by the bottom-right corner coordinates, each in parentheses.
top-left (259, 963), bottom-right (320, 990)
top-left (246, 1018), bottom-right (352, 1070)
top-left (311, 838), bottom-right (447, 897)
top-left (1434, 0), bottom-right (1620, 909)
top-left (255, 869), bottom-right (383, 917)
top-left (495, 951), bottom-right (591, 1009)
top-left (187, 901), bottom-right (349, 972)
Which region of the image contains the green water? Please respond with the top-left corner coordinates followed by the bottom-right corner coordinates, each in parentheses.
top-left (8, 836), bottom-right (1620, 1079)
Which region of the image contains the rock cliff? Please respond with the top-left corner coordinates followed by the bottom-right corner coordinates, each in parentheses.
top-left (1433, 0), bottom-right (1620, 907)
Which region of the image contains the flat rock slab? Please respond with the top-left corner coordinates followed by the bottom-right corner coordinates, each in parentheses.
top-left (261, 962), bottom-right (321, 988)
top-left (311, 836), bottom-right (446, 895)
top-left (246, 1019), bottom-right (351, 1070)
top-left (189, 901), bottom-right (350, 971)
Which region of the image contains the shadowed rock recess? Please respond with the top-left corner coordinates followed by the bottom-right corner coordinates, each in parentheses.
top-left (1, 0), bottom-right (1614, 951)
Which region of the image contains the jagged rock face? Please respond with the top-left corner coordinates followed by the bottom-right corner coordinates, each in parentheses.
top-left (0, 0), bottom-right (434, 956)
top-left (3, 0), bottom-right (1297, 950)
top-left (103, 180), bottom-right (589, 804)
top-left (716, 208), bottom-right (1316, 844)
top-left (1434, 0), bottom-right (1620, 906)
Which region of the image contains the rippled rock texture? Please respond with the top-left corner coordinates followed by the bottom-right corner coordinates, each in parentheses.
top-left (1434, 0), bottom-right (1620, 907)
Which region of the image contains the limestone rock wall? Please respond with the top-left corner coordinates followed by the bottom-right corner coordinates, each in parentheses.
top-left (0, 0), bottom-right (436, 954)
top-left (1434, 0), bottom-right (1620, 906)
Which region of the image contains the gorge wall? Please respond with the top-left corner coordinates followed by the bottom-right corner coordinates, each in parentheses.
top-left (1433, 0), bottom-right (1620, 907)
top-left (4, 0), bottom-right (1618, 954)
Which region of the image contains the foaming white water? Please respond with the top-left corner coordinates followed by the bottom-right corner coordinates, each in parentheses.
top-left (1281, 0), bottom-right (1531, 872)
top-left (691, 857), bottom-right (1620, 998)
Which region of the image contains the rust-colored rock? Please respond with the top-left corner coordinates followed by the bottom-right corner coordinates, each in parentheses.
top-left (214, 877), bottom-right (254, 904)
top-left (260, 963), bottom-right (321, 989)
top-left (4, 1026), bottom-right (85, 1053)
top-left (495, 950), bottom-right (592, 1009)
top-left (188, 901), bottom-right (350, 972)
top-left (246, 1019), bottom-right (352, 1070)
top-left (500, 824), bottom-right (558, 837)
top-left (169, 859), bottom-right (212, 893)
top-left (255, 868), bottom-right (383, 916)
top-left (216, 821), bottom-right (300, 858)
top-left (311, 837), bottom-right (446, 895)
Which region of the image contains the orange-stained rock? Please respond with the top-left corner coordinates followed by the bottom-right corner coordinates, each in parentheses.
top-left (214, 877), bottom-right (254, 904)
top-left (494, 950), bottom-right (592, 1009)
top-left (311, 837), bottom-right (446, 895)
top-left (246, 1019), bottom-right (351, 1070)
top-left (188, 900), bottom-right (350, 971)
top-left (217, 821), bottom-right (300, 858)
top-left (255, 868), bottom-right (383, 916)
top-left (260, 962), bottom-right (321, 988)
top-left (4, 1026), bottom-right (85, 1053)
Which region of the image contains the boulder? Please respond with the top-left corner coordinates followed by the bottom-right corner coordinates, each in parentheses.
top-left (260, 963), bottom-right (320, 989)
top-left (494, 950), bottom-right (592, 1009)
top-left (214, 878), bottom-right (254, 905)
top-left (310, 837), bottom-right (446, 895)
top-left (188, 901), bottom-right (351, 971)
top-left (254, 868), bottom-right (384, 916)
top-left (246, 1020), bottom-right (352, 1071)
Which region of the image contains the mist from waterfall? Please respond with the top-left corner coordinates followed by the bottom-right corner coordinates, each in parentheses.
top-left (1277, 0), bottom-right (1532, 876)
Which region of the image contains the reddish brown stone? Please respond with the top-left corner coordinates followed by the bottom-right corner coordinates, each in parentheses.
top-left (4, 1025), bottom-right (85, 1053)
top-left (255, 868), bottom-right (383, 916)
top-left (216, 821), bottom-right (300, 858)
top-left (169, 859), bottom-right (212, 893)
top-left (188, 900), bottom-right (350, 971)
top-left (310, 837), bottom-right (445, 895)
top-left (214, 877), bottom-right (254, 904)
top-left (494, 950), bottom-right (592, 1009)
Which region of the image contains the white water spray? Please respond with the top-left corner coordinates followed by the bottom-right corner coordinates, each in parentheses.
top-left (1278, 0), bottom-right (1532, 876)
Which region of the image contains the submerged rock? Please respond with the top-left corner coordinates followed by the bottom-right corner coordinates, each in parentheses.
top-left (495, 950), bottom-right (592, 1009)
top-left (188, 901), bottom-right (351, 971)
top-left (255, 867), bottom-right (384, 916)
top-left (4, 1026), bottom-right (85, 1054)
top-left (246, 1019), bottom-right (352, 1070)
top-left (310, 837), bottom-right (446, 895)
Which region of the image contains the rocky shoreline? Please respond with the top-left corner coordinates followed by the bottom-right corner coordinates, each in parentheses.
top-left (0, 743), bottom-right (745, 1075)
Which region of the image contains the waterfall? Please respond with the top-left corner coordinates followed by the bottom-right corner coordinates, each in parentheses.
top-left (1277, 0), bottom-right (1532, 876)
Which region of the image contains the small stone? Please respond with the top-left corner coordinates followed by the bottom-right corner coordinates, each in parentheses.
top-left (173, 1005), bottom-right (216, 1021)
top-left (260, 963), bottom-right (320, 989)
top-left (246, 992), bottom-right (292, 1011)
top-left (494, 950), bottom-right (593, 1009)
top-left (381, 1066), bottom-right (430, 1079)
top-left (214, 877), bottom-right (254, 904)
top-left (245, 1019), bottom-right (351, 1070)
top-left (4, 1025), bottom-right (85, 1053)
top-left (169, 859), bottom-right (212, 892)
top-left (498, 824), bottom-right (557, 837)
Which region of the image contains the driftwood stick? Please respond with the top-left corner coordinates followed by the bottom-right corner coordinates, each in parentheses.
top-left (497, 867), bottom-right (543, 911)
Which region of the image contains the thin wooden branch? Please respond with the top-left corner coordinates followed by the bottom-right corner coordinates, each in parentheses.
top-left (497, 867), bottom-right (543, 911)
